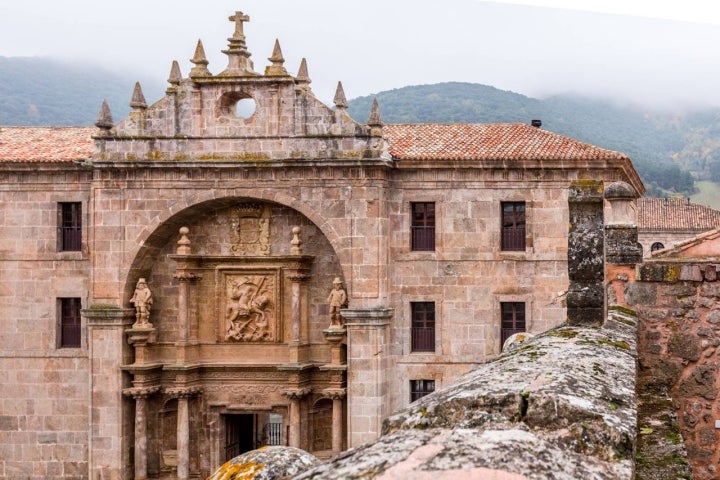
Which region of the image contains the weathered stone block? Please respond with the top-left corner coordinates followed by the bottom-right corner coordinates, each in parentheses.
top-left (625, 282), bottom-right (658, 306)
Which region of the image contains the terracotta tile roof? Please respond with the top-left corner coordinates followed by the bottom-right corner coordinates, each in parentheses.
top-left (382, 123), bottom-right (628, 161)
top-left (638, 197), bottom-right (720, 231)
top-left (0, 127), bottom-right (95, 162)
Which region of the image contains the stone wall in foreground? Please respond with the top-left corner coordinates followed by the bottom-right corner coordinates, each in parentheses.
top-left (294, 309), bottom-right (638, 480)
top-left (631, 261), bottom-right (720, 480)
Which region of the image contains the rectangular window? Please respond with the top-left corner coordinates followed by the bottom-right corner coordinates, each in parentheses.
top-left (501, 302), bottom-right (526, 349)
top-left (59, 298), bottom-right (82, 348)
top-left (411, 301), bottom-right (435, 352)
top-left (410, 379), bottom-right (435, 402)
top-left (411, 202), bottom-right (435, 251)
top-left (58, 202), bottom-right (82, 252)
top-left (501, 201), bottom-right (525, 251)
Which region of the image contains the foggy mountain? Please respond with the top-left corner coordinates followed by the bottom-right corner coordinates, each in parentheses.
top-left (0, 56), bottom-right (163, 126)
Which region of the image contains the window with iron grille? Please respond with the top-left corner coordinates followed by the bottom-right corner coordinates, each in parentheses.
top-left (58, 202), bottom-right (82, 252)
top-left (411, 301), bottom-right (435, 352)
top-left (59, 298), bottom-right (82, 348)
top-left (501, 201), bottom-right (525, 251)
top-left (500, 302), bottom-right (526, 349)
top-left (411, 202), bottom-right (435, 251)
top-left (410, 379), bottom-right (435, 402)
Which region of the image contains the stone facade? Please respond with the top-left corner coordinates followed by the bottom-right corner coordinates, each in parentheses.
top-left (0, 9), bottom-right (643, 480)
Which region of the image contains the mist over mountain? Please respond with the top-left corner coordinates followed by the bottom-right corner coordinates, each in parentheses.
top-left (1, 59), bottom-right (718, 198)
top-left (0, 56), bottom-right (163, 126)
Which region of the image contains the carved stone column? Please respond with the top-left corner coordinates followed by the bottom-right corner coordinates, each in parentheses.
top-left (172, 227), bottom-right (200, 365)
top-left (166, 386), bottom-right (202, 480)
top-left (323, 388), bottom-right (346, 453)
top-left (286, 264), bottom-right (311, 364)
top-left (173, 271), bottom-right (200, 364)
top-left (122, 386), bottom-right (160, 480)
top-left (282, 387), bottom-right (311, 448)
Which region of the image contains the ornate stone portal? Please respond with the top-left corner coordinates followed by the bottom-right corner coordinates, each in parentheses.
top-left (124, 207), bottom-right (347, 479)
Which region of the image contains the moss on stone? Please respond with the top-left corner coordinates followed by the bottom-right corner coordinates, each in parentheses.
top-left (608, 305), bottom-right (637, 316)
top-left (548, 329), bottom-right (579, 339)
top-left (598, 338), bottom-right (631, 350)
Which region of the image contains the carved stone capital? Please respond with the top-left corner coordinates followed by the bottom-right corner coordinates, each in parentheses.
top-left (173, 271), bottom-right (201, 282)
top-left (281, 387), bottom-right (312, 400)
top-left (286, 269), bottom-right (311, 282)
top-left (122, 386), bottom-right (161, 399)
top-left (165, 386), bottom-right (203, 399)
top-left (322, 388), bottom-right (346, 400)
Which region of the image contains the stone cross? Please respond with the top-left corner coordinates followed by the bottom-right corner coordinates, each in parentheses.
top-left (229, 11), bottom-right (250, 39)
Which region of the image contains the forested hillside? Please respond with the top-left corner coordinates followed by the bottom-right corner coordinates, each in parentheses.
top-left (349, 83), bottom-right (706, 197)
top-left (0, 56), bottom-right (162, 126)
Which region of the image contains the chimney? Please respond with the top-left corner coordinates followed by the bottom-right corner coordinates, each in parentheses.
top-left (531, 119), bottom-right (542, 128)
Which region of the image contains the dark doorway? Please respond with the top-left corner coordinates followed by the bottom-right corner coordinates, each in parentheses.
top-left (224, 414), bottom-right (255, 461)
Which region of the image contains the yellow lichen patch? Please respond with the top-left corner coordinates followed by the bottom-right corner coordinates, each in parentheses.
top-left (207, 460), bottom-right (266, 480)
top-left (663, 265), bottom-right (680, 282)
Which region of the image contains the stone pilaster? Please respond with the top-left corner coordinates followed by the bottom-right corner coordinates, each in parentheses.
top-left (165, 386), bottom-right (202, 480)
top-left (567, 181), bottom-right (605, 326)
top-left (122, 386), bottom-right (160, 480)
top-left (82, 306), bottom-right (135, 480)
top-left (173, 271), bottom-right (200, 365)
top-left (342, 308), bottom-right (392, 447)
top-left (286, 263), bottom-right (311, 364)
top-left (281, 387), bottom-right (312, 448)
top-left (323, 388), bottom-right (347, 453)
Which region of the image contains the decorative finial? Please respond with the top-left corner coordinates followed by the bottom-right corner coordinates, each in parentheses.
top-left (367, 97), bottom-right (383, 127)
top-left (95, 100), bottom-right (114, 130)
top-left (130, 82), bottom-right (147, 110)
top-left (167, 60), bottom-right (182, 85)
top-left (264, 39), bottom-right (288, 76)
top-left (290, 226), bottom-right (302, 255)
top-left (222, 11), bottom-right (254, 75)
top-left (296, 58), bottom-right (311, 84)
top-left (190, 39), bottom-right (212, 77)
top-left (333, 81), bottom-right (348, 109)
top-left (177, 227), bottom-right (192, 255)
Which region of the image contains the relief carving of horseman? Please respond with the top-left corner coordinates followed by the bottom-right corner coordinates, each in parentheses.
top-left (225, 276), bottom-right (272, 341)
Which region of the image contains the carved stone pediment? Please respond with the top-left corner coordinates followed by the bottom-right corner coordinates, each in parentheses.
top-left (230, 203), bottom-right (270, 255)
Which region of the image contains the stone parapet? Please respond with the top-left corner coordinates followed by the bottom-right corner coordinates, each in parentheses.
top-left (293, 309), bottom-right (638, 479)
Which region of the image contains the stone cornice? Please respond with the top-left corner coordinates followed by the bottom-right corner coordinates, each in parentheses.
top-left (82, 307), bottom-right (135, 327)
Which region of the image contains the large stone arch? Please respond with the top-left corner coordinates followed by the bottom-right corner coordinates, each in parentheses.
top-left (122, 192), bottom-right (349, 302)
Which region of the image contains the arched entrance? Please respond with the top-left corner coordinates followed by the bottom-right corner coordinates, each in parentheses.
top-left (121, 198), bottom-right (348, 478)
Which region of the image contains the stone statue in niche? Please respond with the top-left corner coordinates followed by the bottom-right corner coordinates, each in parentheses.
top-left (327, 277), bottom-right (348, 328)
top-left (225, 275), bottom-right (274, 341)
top-left (130, 278), bottom-right (153, 327)
top-left (230, 203), bottom-right (271, 256)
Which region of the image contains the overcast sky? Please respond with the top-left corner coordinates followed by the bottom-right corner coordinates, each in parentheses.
top-left (2, 0), bottom-right (720, 110)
